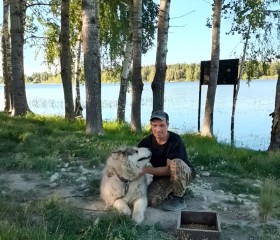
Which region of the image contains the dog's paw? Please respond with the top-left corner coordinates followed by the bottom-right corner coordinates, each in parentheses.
top-left (132, 198), bottom-right (147, 224)
top-left (113, 199), bottom-right (132, 216)
top-left (132, 212), bottom-right (144, 224)
top-left (146, 174), bottom-right (153, 185)
top-left (145, 162), bottom-right (152, 167)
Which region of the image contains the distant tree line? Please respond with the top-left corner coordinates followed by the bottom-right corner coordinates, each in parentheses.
top-left (0, 61), bottom-right (277, 85)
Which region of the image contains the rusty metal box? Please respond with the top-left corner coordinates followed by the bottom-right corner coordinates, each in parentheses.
top-left (176, 211), bottom-right (221, 240)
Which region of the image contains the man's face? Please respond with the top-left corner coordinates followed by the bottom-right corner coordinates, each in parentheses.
top-left (150, 119), bottom-right (169, 140)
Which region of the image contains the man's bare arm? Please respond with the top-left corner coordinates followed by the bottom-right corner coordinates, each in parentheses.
top-left (142, 166), bottom-right (170, 177)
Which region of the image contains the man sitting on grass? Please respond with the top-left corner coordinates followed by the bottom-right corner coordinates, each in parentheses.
top-left (138, 110), bottom-right (196, 211)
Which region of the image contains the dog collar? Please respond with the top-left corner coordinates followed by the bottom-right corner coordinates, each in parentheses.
top-left (114, 169), bottom-right (138, 195)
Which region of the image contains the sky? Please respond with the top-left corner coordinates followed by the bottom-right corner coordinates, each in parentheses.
top-left (0, 0), bottom-right (244, 76)
top-left (143, 0), bottom-right (244, 65)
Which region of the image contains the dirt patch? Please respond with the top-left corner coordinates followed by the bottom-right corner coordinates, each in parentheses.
top-left (1, 163), bottom-right (280, 239)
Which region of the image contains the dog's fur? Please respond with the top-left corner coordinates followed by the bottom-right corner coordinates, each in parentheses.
top-left (100, 146), bottom-right (151, 224)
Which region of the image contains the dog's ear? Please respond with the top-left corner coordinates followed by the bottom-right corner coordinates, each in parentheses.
top-left (110, 152), bottom-right (119, 160)
top-left (111, 150), bottom-right (127, 160)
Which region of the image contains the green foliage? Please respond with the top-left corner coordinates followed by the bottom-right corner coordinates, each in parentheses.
top-left (142, 0), bottom-right (158, 54)
top-left (28, 0), bottom-right (79, 68)
top-left (244, 59), bottom-right (260, 80)
top-left (27, 0), bottom-right (157, 71)
top-left (142, 63), bottom-right (200, 82)
top-left (101, 67), bottom-right (122, 83)
top-left (222, 0), bottom-right (280, 73)
top-left (45, 22), bottom-right (60, 64)
top-left (25, 72), bottom-right (53, 83)
top-left (99, 0), bottom-right (157, 65)
top-left (166, 63), bottom-right (201, 82)
top-left (100, 0), bottom-right (129, 63)
top-left (224, 0), bottom-right (267, 36)
top-left (69, 0), bottom-right (82, 44)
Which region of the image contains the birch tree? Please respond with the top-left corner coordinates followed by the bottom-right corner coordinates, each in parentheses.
top-left (151, 0), bottom-right (170, 112)
top-left (82, 0), bottom-right (103, 134)
top-left (118, 0), bottom-right (157, 122)
top-left (117, 39), bottom-right (132, 122)
top-left (223, 0), bottom-right (267, 144)
top-left (224, 0), bottom-right (280, 149)
top-left (74, 34), bottom-right (83, 117)
top-left (268, 69), bottom-right (280, 151)
top-left (201, 0), bottom-right (222, 137)
top-left (2, 0), bottom-right (12, 113)
top-left (266, 0), bottom-right (280, 151)
top-left (131, 0), bottom-right (143, 131)
top-left (10, 0), bottom-right (30, 116)
top-left (60, 0), bottom-right (75, 120)
top-left (99, 0), bottom-right (131, 122)
top-left (99, 0), bottom-right (157, 123)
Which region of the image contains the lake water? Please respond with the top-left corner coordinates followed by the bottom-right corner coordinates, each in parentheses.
top-left (0, 80), bottom-right (277, 151)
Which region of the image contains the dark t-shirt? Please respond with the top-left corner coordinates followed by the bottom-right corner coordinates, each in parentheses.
top-left (138, 131), bottom-right (196, 178)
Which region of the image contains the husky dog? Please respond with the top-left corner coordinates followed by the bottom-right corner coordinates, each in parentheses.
top-left (100, 146), bottom-right (152, 224)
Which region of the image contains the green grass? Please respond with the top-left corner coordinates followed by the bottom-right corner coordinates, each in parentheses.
top-left (1, 112), bottom-right (280, 239)
top-left (0, 193), bottom-right (175, 240)
top-left (212, 176), bottom-right (260, 196)
top-left (182, 133), bottom-right (280, 178)
top-left (1, 112), bottom-right (280, 178)
top-left (0, 113), bottom-right (147, 171)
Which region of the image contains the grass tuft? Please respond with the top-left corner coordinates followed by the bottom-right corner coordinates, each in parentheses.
top-left (258, 177), bottom-right (279, 223)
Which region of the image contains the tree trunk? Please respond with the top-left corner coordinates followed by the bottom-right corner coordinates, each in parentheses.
top-left (131, 0), bottom-right (143, 131)
top-left (60, 0), bottom-right (75, 120)
top-left (117, 2), bottom-right (133, 123)
top-left (10, 0), bottom-right (30, 116)
top-left (117, 40), bottom-right (132, 122)
top-left (74, 33), bottom-right (83, 117)
top-left (151, 0), bottom-right (170, 112)
top-left (2, 0), bottom-right (12, 112)
top-left (268, 70), bottom-right (280, 151)
top-left (231, 26), bottom-right (250, 145)
top-left (82, 0), bottom-right (103, 134)
top-left (201, 0), bottom-right (221, 137)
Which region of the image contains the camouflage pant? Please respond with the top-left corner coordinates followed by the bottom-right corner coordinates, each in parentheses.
top-left (147, 158), bottom-right (192, 207)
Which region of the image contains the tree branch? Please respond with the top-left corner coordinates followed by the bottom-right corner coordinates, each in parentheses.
top-left (170, 23), bottom-right (188, 28)
top-left (26, 2), bottom-right (58, 8)
top-left (25, 35), bottom-right (49, 40)
top-left (170, 10), bottom-right (195, 20)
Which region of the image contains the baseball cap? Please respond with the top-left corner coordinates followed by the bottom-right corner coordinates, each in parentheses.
top-left (150, 110), bottom-right (169, 121)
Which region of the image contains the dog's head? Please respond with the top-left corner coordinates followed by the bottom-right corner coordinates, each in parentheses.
top-left (108, 146), bottom-right (151, 178)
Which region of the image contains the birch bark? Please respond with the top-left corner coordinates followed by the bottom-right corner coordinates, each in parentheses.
top-left (201, 0), bottom-right (221, 137)
top-left (131, 0), bottom-right (143, 131)
top-left (82, 0), bottom-right (103, 134)
top-left (151, 0), bottom-right (170, 112)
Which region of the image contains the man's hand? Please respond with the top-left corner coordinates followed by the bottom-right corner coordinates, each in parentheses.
top-left (141, 166), bottom-right (153, 174)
